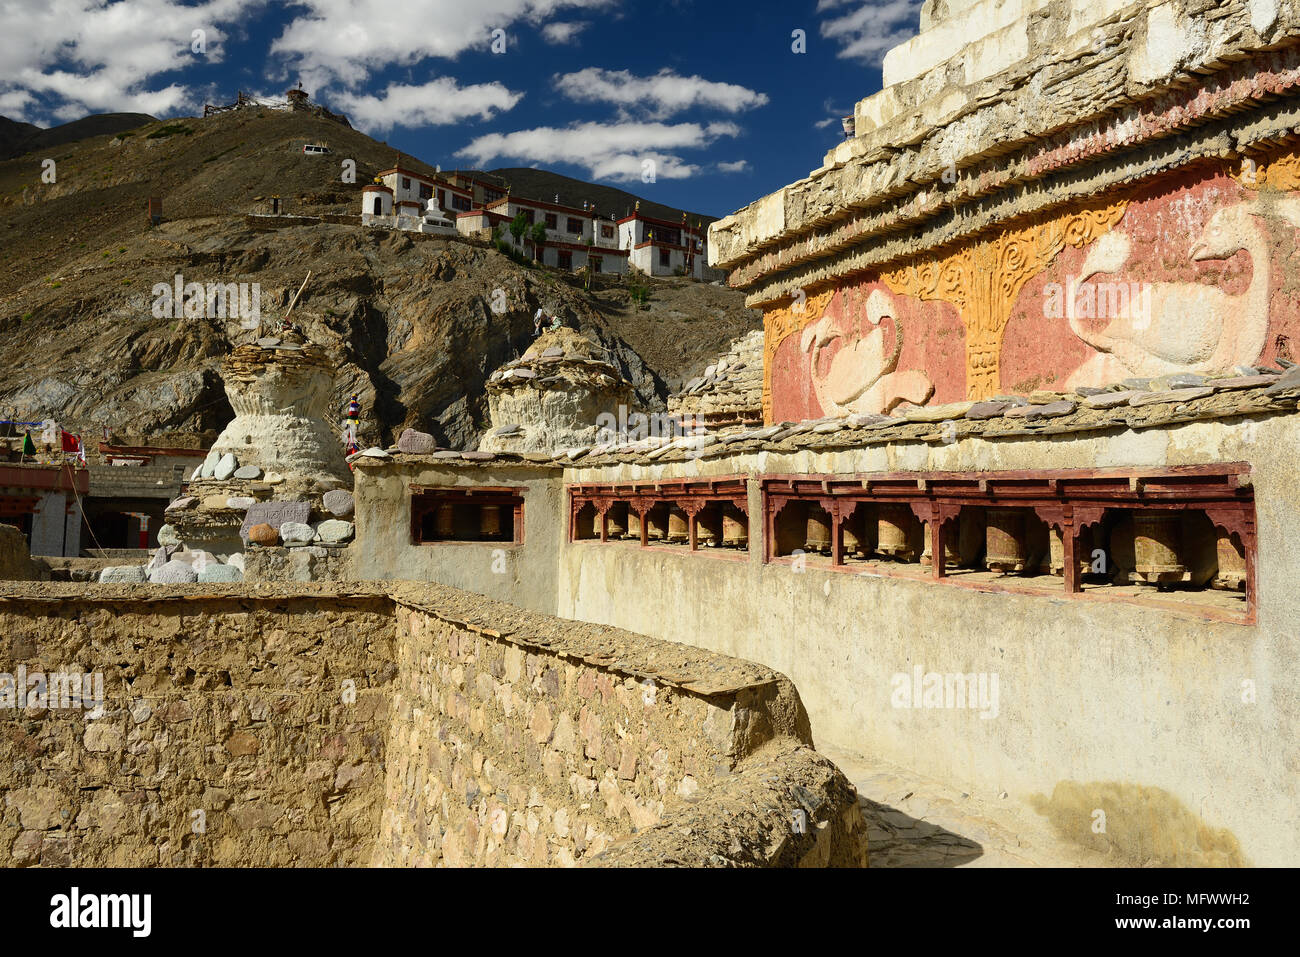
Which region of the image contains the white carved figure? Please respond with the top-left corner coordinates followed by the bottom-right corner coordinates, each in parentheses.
top-left (801, 288), bottom-right (934, 415)
top-left (1065, 199), bottom-right (1299, 386)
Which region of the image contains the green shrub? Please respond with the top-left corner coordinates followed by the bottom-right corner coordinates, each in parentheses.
top-left (146, 124), bottom-right (193, 140)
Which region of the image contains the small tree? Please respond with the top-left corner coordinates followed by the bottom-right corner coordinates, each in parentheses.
top-left (529, 222), bottom-right (547, 262)
top-left (508, 212), bottom-right (528, 247)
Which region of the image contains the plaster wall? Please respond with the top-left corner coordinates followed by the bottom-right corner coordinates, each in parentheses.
top-left (350, 463), bottom-right (564, 617)
top-left (555, 414), bottom-right (1300, 866)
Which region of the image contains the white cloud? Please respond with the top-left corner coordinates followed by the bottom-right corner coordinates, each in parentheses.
top-left (541, 21), bottom-right (587, 44)
top-left (716, 159), bottom-right (750, 173)
top-left (554, 68), bottom-right (768, 119)
top-left (270, 0), bottom-right (620, 89)
top-left (333, 79), bottom-right (523, 134)
top-left (0, 0), bottom-right (259, 122)
top-left (457, 120), bottom-right (741, 182)
top-left (817, 0), bottom-right (922, 64)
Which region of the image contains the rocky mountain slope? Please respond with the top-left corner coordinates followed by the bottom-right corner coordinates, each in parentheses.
top-left (0, 108), bottom-right (758, 448)
top-left (0, 112), bottom-right (156, 161)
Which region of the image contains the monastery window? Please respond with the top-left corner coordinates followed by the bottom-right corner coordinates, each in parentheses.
top-left (568, 479), bottom-right (749, 560)
top-left (601, 225), bottom-right (615, 239)
top-left (545, 213), bottom-right (558, 229)
top-left (451, 194), bottom-right (470, 211)
top-left (418, 182), bottom-right (433, 200)
top-left (410, 486), bottom-right (524, 545)
top-left (761, 467), bottom-right (1257, 622)
top-left (591, 256), bottom-right (602, 273)
top-left (401, 177), bottom-right (411, 190)
top-left (659, 248), bottom-right (671, 267)
top-left (558, 251), bottom-right (572, 270)
top-left (567, 218), bottom-right (582, 234)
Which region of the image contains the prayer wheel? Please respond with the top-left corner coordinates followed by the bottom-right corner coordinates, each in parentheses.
top-left (1214, 528), bottom-right (1246, 591)
top-left (625, 509), bottom-right (642, 540)
top-left (1048, 525), bottom-right (1094, 577)
top-left (804, 504), bottom-right (832, 554)
top-left (666, 505), bottom-right (689, 543)
top-left (1132, 512), bottom-right (1184, 585)
top-left (876, 503), bottom-right (914, 560)
top-left (605, 506), bottom-right (627, 539)
top-left (721, 504), bottom-right (748, 548)
top-left (646, 504), bottom-right (668, 540)
top-left (841, 509), bottom-right (865, 559)
top-left (984, 508), bottom-right (1027, 572)
top-left (696, 504), bottom-right (721, 547)
top-left (955, 508), bottom-right (985, 567)
top-left (479, 504), bottom-right (501, 538)
top-left (436, 501), bottom-right (456, 539)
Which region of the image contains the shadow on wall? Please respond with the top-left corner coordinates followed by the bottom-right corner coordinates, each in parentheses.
top-left (1030, 781), bottom-right (1247, 867)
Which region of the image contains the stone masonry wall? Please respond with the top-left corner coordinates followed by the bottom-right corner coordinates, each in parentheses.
top-left (374, 584), bottom-right (866, 866)
top-left (0, 586), bottom-right (394, 867)
top-left (0, 583), bottom-right (867, 867)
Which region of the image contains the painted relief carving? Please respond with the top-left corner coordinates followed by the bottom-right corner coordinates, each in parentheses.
top-left (799, 288), bottom-right (934, 415)
top-left (881, 199), bottom-right (1128, 399)
top-left (763, 290), bottom-right (833, 422)
top-left (1062, 199), bottom-right (1298, 386)
top-left (763, 149), bottom-right (1300, 424)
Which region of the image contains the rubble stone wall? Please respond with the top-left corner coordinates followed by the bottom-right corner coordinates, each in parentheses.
top-left (0, 588), bottom-right (395, 866)
top-left (374, 585), bottom-right (867, 867)
top-left (0, 583), bottom-right (866, 868)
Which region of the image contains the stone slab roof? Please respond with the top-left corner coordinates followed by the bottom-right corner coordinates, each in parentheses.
top-left (668, 329), bottom-right (763, 421)
top-left (351, 366), bottom-right (1300, 472)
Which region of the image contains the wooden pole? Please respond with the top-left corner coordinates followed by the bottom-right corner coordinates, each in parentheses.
top-left (283, 271), bottom-right (312, 321)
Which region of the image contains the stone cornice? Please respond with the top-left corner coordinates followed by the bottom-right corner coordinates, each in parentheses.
top-left (711, 0), bottom-right (1300, 301)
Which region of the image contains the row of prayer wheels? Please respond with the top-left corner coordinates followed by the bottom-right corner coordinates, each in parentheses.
top-left (432, 502), bottom-right (507, 539)
top-left (583, 502), bottom-right (749, 548)
top-left (579, 499), bottom-right (1245, 591)
top-left (780, 502), bottom-right (1243, 589)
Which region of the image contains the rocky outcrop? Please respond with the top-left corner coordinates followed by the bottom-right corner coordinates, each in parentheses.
top-left (0, 110), bottom-right (755, 450)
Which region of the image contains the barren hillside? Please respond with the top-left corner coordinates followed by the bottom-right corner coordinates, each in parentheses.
top-left (0, 108), bottom-right (758, 447)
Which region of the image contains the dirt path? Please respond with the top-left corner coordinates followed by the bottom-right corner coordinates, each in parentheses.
top-left (823, 746), bottom-right (1114, 867)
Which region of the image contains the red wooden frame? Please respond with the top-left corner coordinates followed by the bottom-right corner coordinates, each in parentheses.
top-left (568, 477), bottom-right (750, 555)
top-left (762, 464), bottom-right (1257, 621)
top-left (410, 485), bottom-right (525, 546)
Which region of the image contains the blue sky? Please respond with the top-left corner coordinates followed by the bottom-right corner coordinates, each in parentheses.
top-left (1, 0), bottom-right (924, 217)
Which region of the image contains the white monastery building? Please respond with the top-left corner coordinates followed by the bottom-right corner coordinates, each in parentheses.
top-left (359, 164), bottom-right (717, 280)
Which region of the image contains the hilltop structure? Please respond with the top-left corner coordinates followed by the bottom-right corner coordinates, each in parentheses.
top-left (204, 85), bottom-right (352, 128)
top-left (361, 162), bottom-right (717, 280)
